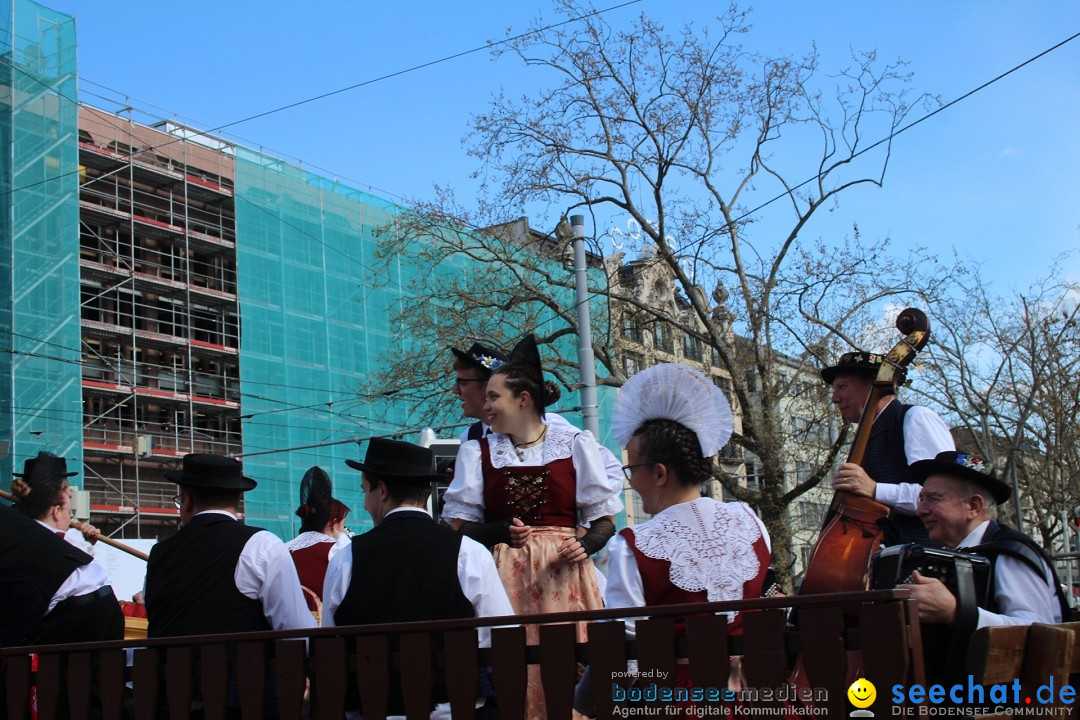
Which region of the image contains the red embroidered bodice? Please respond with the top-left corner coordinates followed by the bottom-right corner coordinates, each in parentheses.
top-left (479, 438), bottom-right (577, 527)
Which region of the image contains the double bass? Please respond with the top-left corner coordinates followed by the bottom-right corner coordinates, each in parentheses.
top-left (799, 307), bottom-right (931, 596)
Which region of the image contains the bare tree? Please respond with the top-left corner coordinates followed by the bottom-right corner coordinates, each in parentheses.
top-left (917, 258), bottom-right (1080, 551)
top-left (370, 1), bottom-right (952, 578)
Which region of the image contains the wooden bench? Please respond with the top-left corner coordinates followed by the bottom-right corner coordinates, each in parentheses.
top-left (2, 589), bottom-right (924, 720)
top-left (967, 621), bottom-right (1080, 718)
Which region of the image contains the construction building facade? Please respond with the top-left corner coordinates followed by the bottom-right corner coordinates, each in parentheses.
top-left (2, 0), bottom-right (624, 542)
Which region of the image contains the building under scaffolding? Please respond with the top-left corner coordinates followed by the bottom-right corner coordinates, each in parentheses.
top-left (2, 0), bottom-right (620, 542)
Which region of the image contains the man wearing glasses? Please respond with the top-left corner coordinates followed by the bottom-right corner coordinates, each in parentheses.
top-left (451, 342), bottom-right (509, 441)
top-left (1, 452), bottom-right (123, 645)
top-left (900, 450), bottom-right (1066, 627)
top-left (146, 453), bottom-right (315, 638)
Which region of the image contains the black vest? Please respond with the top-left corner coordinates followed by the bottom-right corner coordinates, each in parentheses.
top-left (0, 505), bottom-right (93, 645)
top-left (146, 513), bottom-right (270, 638)
top-left (335, 510), bottom-right (475, 714)
top-left (863, 400), bottom-right (930, 544)
top-left (466, 421), bottom-right (485, 441)
top-left (967, 520), bottom-right (1070, 620)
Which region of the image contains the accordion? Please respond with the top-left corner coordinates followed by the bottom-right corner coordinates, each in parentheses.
top-left (871, 543), bottom-right (992, 606)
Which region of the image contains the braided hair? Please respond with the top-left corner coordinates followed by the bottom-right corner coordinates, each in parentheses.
top-left (632, 418), bottom-right (715, 487)
top-left (492, 363), bottom-right (561, 419)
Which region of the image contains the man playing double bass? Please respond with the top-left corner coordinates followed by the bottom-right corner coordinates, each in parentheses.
top-left (822, 351), bottom-right (954, 544)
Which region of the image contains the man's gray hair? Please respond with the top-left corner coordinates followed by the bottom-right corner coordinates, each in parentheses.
top-left (961, 479), bottom-right (998, 521)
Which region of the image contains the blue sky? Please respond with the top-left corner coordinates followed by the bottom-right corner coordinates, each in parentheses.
top-left (49, 0), bottom-right (1080, 291)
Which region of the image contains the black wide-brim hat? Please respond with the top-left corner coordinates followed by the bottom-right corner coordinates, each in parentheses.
top-left (910, 450), bottom-right (1012, 505)
top-left (163, 454), bottom-right (256, 491)
top-left (820, 351), bottom-right (884, 385)
top-left (450, 342), bottom-right (507, 375)
top-left (14, 451), bottom-right (78, 481)
top-left (345, 437), bottom-right (442, 483)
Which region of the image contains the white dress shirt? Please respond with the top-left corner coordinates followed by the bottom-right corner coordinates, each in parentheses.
top-left (956, 520), bottom-right (1062, 629)
top-left (35, 519), bottom-right (111, 611)
top-left (870, 403), bottom-right (955, 514)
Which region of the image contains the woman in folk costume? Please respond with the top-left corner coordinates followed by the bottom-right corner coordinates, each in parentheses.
top-left (607, 363), bottom-right (772, 699)
top-left (285, 466), bottom-right (351, 618)
top-left (443, 334), bottom-right (623, 719)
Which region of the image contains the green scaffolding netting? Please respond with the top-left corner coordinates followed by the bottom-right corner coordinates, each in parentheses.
top-left (234, 151), bottom-right (625, 539)
top-left (0, 0), bottom-right (82, 483)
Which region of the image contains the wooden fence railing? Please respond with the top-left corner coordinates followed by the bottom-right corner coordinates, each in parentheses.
top-left (2, 589), bottom-right (925, 720)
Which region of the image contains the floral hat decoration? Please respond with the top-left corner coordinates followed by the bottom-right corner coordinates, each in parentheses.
top-left (909, 450), bottom-right (1012, 505)
top-left (451, 342), bottom-right (507, 377)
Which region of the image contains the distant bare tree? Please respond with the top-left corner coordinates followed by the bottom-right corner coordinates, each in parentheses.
top-left (370, 1), bottom-right (952, 578)
top-left (917, 257), bottom-right (1080, 550)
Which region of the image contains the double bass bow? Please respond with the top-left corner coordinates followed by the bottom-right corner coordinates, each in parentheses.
top-left (799, 308), bottom-right (931, 596)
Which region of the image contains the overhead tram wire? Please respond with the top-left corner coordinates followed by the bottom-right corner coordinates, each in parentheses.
top-left (0, 328), bottom-right (415, 401)
top-left (12, 17), bottom-right (1078, 456)
top-left (2, 5), bottom-right (650, 299)
top-left (552, 28), bottom-right (1080, 322)
top-left (0, 0), bottom-right (645, 201)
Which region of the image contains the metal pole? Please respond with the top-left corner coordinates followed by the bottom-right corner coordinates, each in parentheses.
top-left (1009, 453), bottom-right (1024, 534)
top-left (1063, 509), bottom-right (1075, 609)
top-left (570, 215), bottom-right (600, 438)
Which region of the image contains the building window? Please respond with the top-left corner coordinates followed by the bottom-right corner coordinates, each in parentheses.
top-left (654, 323), bottom-right (674, 353)
top-left (622, 314), bottom-right (642, 343)
top-left (683, 334), bottom-right (704, 362)
top-left (797, 500), bottom-right (829, 531)
top-left (623, 352), bottom-right (643, 378)
top-left (745, 461), bottom-right (760, 491)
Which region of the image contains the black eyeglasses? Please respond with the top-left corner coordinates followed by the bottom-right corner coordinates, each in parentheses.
top-left (621, 463), bottom-right (655, 480)
top-left (454, 378), bottom-right (486, 389)
top-left (172, 494), bottom-right (183, 510)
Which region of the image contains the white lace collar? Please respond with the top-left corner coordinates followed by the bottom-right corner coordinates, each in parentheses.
top-left (487, 423), bottom-right (578, 468)
top-left (630, 498), bottom-right (762, 619)
top-left (285, 530), bottom-right (335, 552)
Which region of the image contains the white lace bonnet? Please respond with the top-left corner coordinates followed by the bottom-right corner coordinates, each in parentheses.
top-left (611, 363), bottom-right (734, 457)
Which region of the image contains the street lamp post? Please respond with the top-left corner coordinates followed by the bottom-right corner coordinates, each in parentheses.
top-left (1008, 441), bottom-right (1040, 534)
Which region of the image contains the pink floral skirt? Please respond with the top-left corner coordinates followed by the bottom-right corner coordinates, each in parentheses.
top-left (492, 526), bottom-right (603, 720)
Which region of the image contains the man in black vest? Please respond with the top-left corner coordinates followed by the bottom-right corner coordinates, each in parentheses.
top-left (901, 450), bottom-right (1066, 627)
top-left (823, 351), bottom-right (955, 544)
top-left (323, 437), bottom-right (512, 717)
top-left (146, 454), bottom-right (315, 638)
top-left (0, 501), bottom-right (123, 647)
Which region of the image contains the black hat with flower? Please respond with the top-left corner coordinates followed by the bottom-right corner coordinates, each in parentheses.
top-left (909, 450), bottom-right (1012, 505)
top-left (450, 342), bottom-right (507, 378)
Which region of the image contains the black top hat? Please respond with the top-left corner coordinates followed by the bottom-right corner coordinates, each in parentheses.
top-left (163, 454), bottom-right (256, 491)
top-left (345, 437), bottom-right (442, 482)
top-left (909, 450), bottom-right (1012, 505)
top-left (13, 452), bottom-right (78, 481)
top-left (820, 351), bottom-right (886, 385)
top-left (450, 342), bottom-right (507, 376)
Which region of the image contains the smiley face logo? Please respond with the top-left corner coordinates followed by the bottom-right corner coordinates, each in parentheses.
top-left (847, 678), bottom-right (876, 708)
